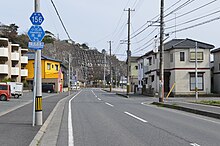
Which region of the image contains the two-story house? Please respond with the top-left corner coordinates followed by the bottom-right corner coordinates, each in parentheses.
top-left (25, 52), bottom-right (63, 92)
top-left (0, 38), bottom-right (28, 82)
top-left (138, 38), bottom-right (214, 96)
top-left (211, 48), bottom-right (220, 93)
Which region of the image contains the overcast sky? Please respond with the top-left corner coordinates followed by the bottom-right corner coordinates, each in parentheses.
top-left (1, 0), bottom-right (220, 61)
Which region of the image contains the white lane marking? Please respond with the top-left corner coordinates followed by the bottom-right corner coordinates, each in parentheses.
top-left (98, 98), bottom-right (101, 101)
top-left (68, 91), bottom-right (82, 146)
top-left (124, 111), bottom-right (148, 123)
top-left (141, 102), bottom-right (220, 125)
top-left (91, 90), bottom-right (98, 97)
top-left (105, 102), bottom-right (114, 107)
top-left (190, 143), bottom-right (200, 146)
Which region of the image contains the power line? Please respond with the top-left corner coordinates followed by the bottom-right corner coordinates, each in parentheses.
top-left (129, 0), bottom-right (183, 39)
top-left (168, 16), bottom-right (220, 34)
top-left (50, 0), bottom-right (71, 40)
top-left (165, 0), bottom-right (218, 23)
top-left (133, 27), bottom-right (158, 44)
top-left (164, 0), bottom-right (196, 18)
top-left (166, 9), bottom-right (220, 30)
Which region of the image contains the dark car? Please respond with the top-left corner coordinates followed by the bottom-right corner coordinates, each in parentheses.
top-left (42, 84), bottom-right (55, 93)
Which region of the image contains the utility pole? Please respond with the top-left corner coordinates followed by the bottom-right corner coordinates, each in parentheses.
top-left (103, 50), bottom-right (106, 88)
top-left (34, 0), bottom-right (43, 125)
top-left (124, 8), bottom-right (134, 94)
top-left (68, 54), bottom-right (71, 95)
top-left (195, 42), bottom-right (198, 100)
top-left (108, 41), bottom-right (112, 92)
top-left (159, 0), bottom-right (165, 102)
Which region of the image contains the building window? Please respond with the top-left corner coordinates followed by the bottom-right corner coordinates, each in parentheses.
top-left (47, 63), bottom-right (51, 70)
top-left (55, 64), bottom-right (59, 71)
top-left (190, 73), bottom-right (204, 91)
top-left (180, 52), bottom-right (185, 61)
top-left (190, 52), bottom-right (203, 61)
top-left (170, 53), bottom-right (173, 62)
top-left (145, 78), bottom-right (148, 84)
top-left (148, 57), bottom-right (152, 66)
top-left (151, 75), bottom-right (154, 82)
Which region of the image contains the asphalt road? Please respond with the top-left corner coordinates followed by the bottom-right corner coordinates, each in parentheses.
top-left (65, 88), bottom-right (220, 146)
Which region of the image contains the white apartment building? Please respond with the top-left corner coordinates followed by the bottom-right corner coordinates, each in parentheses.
top-left (138, 38), bottom-right (214, 96)
top-left (0, 38), bottom-right (28, 82)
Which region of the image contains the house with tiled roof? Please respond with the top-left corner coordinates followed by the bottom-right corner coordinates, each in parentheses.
top-left (25, 52), bottom-right (63, 92)
top-left (137, 38), bottom-right (214, 96)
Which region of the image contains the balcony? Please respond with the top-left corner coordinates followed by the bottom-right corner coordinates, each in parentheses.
top-left (0, 64), bottom-right (8, 74)
top-left (21, 56), bottom-right (28, 64)
top-left (11, 52), bottom-right (19, 61)
top-left (11, 67), bottom-right (19, 76)
top-left (21, 69), bottom-right (28, 77)
top-left (0, 47), bottom-right (9, 58)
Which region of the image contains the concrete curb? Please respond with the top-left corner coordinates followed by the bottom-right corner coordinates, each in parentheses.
top-left (116, 93), bottom-right (129, 98)
top-left (152, 102), bottom-right (220, 120)
top-left (29, 94), bottom-right (72, 146)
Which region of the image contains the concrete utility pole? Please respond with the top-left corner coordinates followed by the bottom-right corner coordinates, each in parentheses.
top-left (103, 50), bottom-right (106, 88)
top-left (159, 0), bottom-right (165, 102)
top-left (108, 41), bottom-right (112, 92)
top-left (195, 42), bottom-right (198, 100)
top-left (34, 0), bottom-right (42, 125)
top-left (124, 8), bottom-right (134, 94)
top-left (68, 54), bottom-right (71, 95)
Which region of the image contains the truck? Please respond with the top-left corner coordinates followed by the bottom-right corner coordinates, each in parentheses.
top-left (7, 82), bottom-right (23, 98)
top-left (0, 84), bottom-right (11, 101)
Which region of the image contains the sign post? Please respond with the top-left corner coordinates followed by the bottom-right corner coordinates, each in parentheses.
top-left (28, 2), bottom-right (45, 126)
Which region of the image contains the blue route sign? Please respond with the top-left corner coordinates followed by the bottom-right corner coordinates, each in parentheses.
top-left (28, 42), bottom-right (44, 50)
top-left (30, 12), bottom-right (44, 25)
top-left (28, 25), bottom-right (45, 42)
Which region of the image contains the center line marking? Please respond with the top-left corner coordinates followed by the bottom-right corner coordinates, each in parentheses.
top-left (97, 98), bottom-right (101, 101)
top-left (105, 102), bottom-right (114, 107)
top-left (190, 143), bottom-right (200, 146)
top-left (124, 111), bottom-right (148, 123)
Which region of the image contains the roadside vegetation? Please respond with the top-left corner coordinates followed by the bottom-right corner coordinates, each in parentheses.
top-left (194, 100), bottom-right (220, 107)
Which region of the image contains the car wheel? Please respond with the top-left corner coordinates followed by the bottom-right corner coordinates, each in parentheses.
top-left (0, 95), bottom-right (7, 101)
top-left (14, 94), bottom-right (19, 99)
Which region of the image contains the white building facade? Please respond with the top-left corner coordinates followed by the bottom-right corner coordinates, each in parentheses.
top-left (0, 38), bottom-right (28, 82)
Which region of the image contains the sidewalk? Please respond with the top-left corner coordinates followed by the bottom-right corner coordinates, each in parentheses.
top-left (152, 98), bottom-right (220, 120)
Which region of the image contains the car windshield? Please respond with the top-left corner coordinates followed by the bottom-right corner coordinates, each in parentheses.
top-left (0, 85), bottom-right (8, 90)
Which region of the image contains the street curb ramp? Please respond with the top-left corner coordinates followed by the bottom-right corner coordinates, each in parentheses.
top-left (152, 102), bottom-right (220, 120)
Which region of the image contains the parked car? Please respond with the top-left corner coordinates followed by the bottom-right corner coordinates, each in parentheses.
top-left (0, 84), bottom-right (11, 101)
top-left (7, 82), bottom-right (23, 98)
top-left (42, 84), bottom-right (55, 93)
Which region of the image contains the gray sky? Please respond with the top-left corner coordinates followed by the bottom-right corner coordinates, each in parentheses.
top-left (1, 0), bottom-right (220, 61)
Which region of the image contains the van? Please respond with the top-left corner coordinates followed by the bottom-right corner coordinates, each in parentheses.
top-left (0, 84), bottom-right (11, 101)
top-left (42, 84), bottom-right (55, 93)
top-left (7, 82), bottom-right (23, 98)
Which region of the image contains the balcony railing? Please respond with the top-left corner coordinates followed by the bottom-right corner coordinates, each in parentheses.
top-left (0, 64), bottom-right (8, 74)
top-left (0, 47), bottom-right (9, 58)
top-left (11, 67), bottom-right (19, 76)
top-left (21, 56), bottom-right (28, 64)
top-left (21, 69), bottom-right (28, 77)
top-left (11, 52), bottom-right (20, 61)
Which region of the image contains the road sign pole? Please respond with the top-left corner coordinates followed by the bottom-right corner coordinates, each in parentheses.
top-left (34, 0), bottom-right (43, 126)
